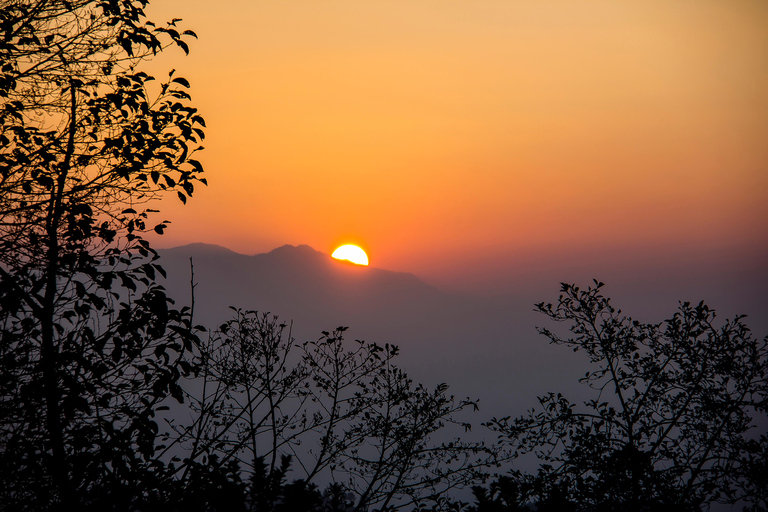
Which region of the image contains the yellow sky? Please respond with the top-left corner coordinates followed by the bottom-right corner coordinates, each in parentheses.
top-left (145, 0), bottom-right (768, 291)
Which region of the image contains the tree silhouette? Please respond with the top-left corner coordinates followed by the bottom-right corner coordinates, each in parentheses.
top-left (0, 1), bottom-right (204, 508)
top-left (486, 282), bottom-right (768, 512)
top-left (169, 310), bottom-right (501, 511)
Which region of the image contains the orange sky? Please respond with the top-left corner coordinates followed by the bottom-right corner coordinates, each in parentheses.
top-left (145, 0), bottom-right (768, 294)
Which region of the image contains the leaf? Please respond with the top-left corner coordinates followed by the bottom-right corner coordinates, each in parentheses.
top-left (118, 272), bottom-right (137, 292)
top-left (120, 37), bottom-right (133, 57)
top-left (172, 77), bottom-right (190, 88)
top-left (153, 264), bottom-right (167, 278)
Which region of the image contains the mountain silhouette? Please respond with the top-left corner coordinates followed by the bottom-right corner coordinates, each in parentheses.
top-left (158, 243), bottom-right (444, 329)
top-left (156, 243), bottom-right (588, 419)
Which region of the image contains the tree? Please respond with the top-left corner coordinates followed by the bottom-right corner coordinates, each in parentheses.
top-left (0, 1), bottom-right (205, 508)
top-left (169, 310), bottom-right (501, 512)
top-left (486, 282), bottom-right (768, 512)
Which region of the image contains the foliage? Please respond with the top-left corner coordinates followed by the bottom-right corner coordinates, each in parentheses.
top-left (486, 281), bottom-right (768, 512)
top-left (465, 475), bottom-right (531, 512)
top-left (0, 0), bottom-right (204, 509)
top-left (169, 310), bottom-right (501, 511)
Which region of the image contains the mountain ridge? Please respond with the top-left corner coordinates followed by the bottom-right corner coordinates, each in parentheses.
top-left (164, 242), bottom-right (428, 275)
top-left (159, 242), bottom-right (442, 301)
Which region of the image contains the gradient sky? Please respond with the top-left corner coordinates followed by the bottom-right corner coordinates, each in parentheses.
top-left (144, 0), bottom-right (767, 305)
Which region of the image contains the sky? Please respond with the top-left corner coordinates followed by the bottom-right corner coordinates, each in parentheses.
top-left (144, 0), bottom-right (767, 314)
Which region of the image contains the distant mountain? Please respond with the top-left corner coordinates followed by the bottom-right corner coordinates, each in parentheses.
top-left (158, 243), bottom-right (445, 329)
top-left (156, 243), bottom-right (587, 420)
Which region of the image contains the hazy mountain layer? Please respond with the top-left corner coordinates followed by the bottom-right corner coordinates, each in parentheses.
top-left (156, 243), bottom-right (587, 420)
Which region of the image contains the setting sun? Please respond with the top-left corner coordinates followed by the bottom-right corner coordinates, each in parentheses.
top-left (332, 245), bottom-right (369, 266)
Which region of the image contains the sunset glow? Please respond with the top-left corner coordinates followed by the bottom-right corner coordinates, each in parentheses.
top-left (145, 0), bottom-right (768, 296)
top-left (332, 245), bottom-right (369, 266)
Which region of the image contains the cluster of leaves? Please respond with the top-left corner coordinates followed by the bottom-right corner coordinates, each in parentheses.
top-left (0, 1), bottom-right (204, 509)
top-left (484, 282), bottom-right (768, 512)
top-left (1, 0), bottom-right (205, 262)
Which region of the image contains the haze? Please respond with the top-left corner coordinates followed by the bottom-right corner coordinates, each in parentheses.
top-left (146, 0), bottom-right (767, 320)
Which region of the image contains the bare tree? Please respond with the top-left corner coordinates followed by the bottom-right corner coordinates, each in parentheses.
top-left (171, 310), bottom-right (501, 511)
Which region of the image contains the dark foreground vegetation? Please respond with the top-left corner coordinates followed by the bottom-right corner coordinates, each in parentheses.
top-left (1, 1), bottom-right (766, 510)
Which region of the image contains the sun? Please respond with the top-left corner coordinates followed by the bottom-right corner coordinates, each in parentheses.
top-left (332, 245), bottom-right (369, 266)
